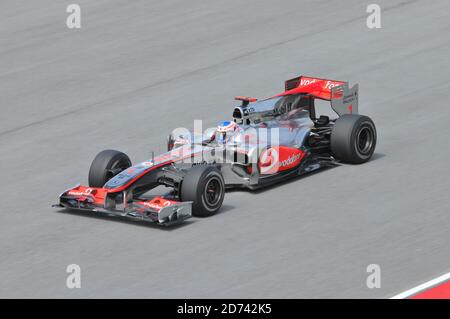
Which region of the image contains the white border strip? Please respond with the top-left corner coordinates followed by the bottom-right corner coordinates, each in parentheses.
top-left (390, 272), bottom-right (450, 299)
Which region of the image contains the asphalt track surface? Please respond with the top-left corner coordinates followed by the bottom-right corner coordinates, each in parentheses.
top-left (0, 0), bottom-right (449, 298)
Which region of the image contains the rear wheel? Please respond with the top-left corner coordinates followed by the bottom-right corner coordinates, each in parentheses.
top-left (180, 166), bottom-right (225, 217)
top-left (88, 150), bottom-right (131, 187)
top-left (331, 114), bottom-right (377, 164)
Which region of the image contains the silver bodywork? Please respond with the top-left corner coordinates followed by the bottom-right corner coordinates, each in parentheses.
top-left (165, 97), bottom-right (317, 189)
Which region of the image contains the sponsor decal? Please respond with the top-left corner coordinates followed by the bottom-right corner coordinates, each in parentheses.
top-left (324, 80), bottom-right (341, 90)
top-left (259, 146), bottom-right (304, 174)
top-left (280, 153), bottom-right (302, 167)
top-left (141, 198), bottom-right (174, 211)
top-left (142, 161), bottom-right (153, 167)
top-left (300, 77), bottom-right (343, 90)
top-left (299, 78), bottom-right (317, 86)
top-left (343, 92), bottom-right (357, 104)
top-left (68, 187), bottom-right (94, 197)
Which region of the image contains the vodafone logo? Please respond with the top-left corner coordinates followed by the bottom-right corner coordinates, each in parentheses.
top-left (280, 153), bottom-right (302, 167)
top-left (300, 78), bottom-right (317, 86)
top-left (259, 146), bottom-right (304, 174)
top-left (299, 77), bottom-right (342, 90)
top-left (324, 80), bottom-right (340, 89)
top-left (259, 148), bottom-right (279, 174)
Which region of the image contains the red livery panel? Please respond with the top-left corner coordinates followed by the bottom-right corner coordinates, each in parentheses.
top-left (280, 76), bottom-right (346, 100)
top-left (135, 197), bottom-right (179, 212)
top-left (67, 185), bottom-right (108, 205)
top-left (259, 146), bottom-right (305, 175)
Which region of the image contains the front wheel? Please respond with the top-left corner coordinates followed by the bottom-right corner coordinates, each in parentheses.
top-left (180, 166), bottom-right (225, 217)
top-left (331, 114), bottom-right (377, 164)
top-left (88, 150), bottom-right (131, 187)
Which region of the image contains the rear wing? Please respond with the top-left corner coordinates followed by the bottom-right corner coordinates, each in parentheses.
top-left (283, 76), bottom-right (359, 115)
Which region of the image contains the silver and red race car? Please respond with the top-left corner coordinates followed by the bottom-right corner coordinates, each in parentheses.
top-left (54, 75), bottom-right (377, 226)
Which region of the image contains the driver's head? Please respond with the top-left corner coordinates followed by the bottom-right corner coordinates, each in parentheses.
top-left (216, 121), bottom-right (238, 144)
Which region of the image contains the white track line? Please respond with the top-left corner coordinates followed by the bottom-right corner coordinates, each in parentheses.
top-left (390, 272), bottom-right (450, 299)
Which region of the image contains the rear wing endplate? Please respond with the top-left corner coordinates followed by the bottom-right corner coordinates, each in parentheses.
top-left (330, 83), bottom-right (359, 116)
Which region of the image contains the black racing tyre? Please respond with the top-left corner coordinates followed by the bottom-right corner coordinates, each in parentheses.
top-left (88, 150), bottom-right (132, 187)
top-left (180, 166), bottom-right (225, 217)
top-left (331, 114), bottom-right (377, 164)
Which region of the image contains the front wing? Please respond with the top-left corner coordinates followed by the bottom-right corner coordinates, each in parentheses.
top-left (53, 185), bottom-right (192, 226)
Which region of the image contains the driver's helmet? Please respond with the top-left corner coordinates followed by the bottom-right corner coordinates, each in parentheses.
top-left (216, 121), bottom-right (238, 144)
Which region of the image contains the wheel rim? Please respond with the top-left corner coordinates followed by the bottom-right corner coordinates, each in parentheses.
top-left (203, 177), bottom-right (222, 207)
top-left (356, 126), bottom-right (374, 155)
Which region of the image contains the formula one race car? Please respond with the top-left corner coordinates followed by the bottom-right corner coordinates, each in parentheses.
top-left (54, 76), bottom-right (377, 226)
